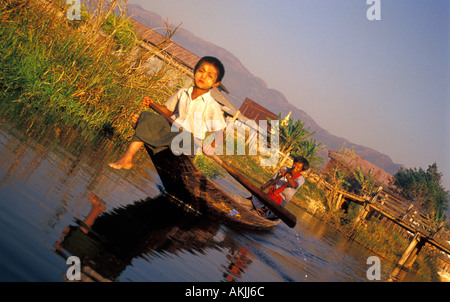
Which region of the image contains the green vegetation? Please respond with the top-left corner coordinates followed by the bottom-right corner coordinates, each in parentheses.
top-left (277, 113), bottom-right (313, 155)
top-left (0, 0), bottom-right (181, 143)
top-left (340, 203), bottom-right (409, 260)
top-left (270, 113), bottom-right (325, 167)
top-left (325, 167), bottom-right (351, 212)
top-left (352, 166), bottom-right (377, 197)
top-left (296, 138), bottom-right (325, 167)
top-left (193, 155), bottom-right (221, 178)
top-left (393, 163), bottom-right (449, 222)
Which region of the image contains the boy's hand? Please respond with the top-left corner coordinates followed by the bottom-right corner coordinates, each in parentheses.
top-left (142, 96), bottom-right (153, 108)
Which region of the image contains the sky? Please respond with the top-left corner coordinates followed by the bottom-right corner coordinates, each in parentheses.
top-left (128, 0), bottom-right (450, 191)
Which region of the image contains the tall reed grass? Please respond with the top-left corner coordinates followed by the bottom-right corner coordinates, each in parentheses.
top-left (0, 0), bottom-right (184, 141)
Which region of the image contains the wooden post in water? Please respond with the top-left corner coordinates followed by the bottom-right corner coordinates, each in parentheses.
top-left (388, 232), bottom-right (426, 282)
top-left (348, 201), bottom-right (372, 238)
top-left (336, 193), bottom-right (344, 210)
top-left (357, 203), bottom-right (370, 223)
top-left (356, 187), bottom-right (382, 223)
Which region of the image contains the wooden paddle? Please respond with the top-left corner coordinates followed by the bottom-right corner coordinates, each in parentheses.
top-left (147, 102), bottom-right (297, 228)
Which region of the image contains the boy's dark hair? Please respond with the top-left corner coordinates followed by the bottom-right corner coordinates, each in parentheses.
top-left (293, 156), bottom-right (310, 171)
top-left (194, 56), bottom-right (225, 83)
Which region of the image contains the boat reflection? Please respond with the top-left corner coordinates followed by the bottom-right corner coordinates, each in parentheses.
top-left (53, 193), bottom-right (255, 282)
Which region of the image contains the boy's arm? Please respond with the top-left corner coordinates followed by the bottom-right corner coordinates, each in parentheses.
top-left (279, 167), bottom-right (299, 188)
top-left (260, 167), bottom-right (295, 191)
top-left (143, 96), bottom-right (174, 116)
top-left (285, 174), bottom-right (299, 188)
top-left (260, 169), bottom-right (283, 191)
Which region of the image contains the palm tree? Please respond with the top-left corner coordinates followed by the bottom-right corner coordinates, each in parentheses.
top-left (294, 138), bottom-right (326, 167)
top-left (271, 113), bottom-right (314, 155)
top-left (352, 166), bottom-right (377, 197)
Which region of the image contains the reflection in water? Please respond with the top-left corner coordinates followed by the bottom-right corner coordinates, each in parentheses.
top-left (53, 193), bottom-right (254, 282)
top-left (222, 247), bottom-right (253, 282)
top-left (0, 115), bottom-right (260, 282)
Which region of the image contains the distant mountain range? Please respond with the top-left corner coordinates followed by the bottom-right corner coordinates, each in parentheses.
top-left (127, 4), bottom-right (404, 175)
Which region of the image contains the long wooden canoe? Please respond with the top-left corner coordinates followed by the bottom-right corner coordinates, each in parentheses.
top-left (145, 146), bottom-right (280, 230)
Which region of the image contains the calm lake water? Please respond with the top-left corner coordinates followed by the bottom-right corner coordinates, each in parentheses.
top-left (0, 116), bottom-right (412, 282)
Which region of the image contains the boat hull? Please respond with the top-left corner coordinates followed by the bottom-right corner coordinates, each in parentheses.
top-left (146, 147), bottom-right (280, 230)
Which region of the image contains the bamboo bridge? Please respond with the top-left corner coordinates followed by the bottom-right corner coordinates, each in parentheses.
top-left (317, 178), bottom-right (450, 281)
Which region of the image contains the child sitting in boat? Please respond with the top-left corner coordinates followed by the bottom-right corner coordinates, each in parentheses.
top-left (109, 56), bottom-right (227, 169)
top-left (253, 156), bottom-right (310, 220)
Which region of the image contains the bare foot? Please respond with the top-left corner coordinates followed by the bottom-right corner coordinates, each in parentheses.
top-left (109, 158), bottom-right (133, 170)
top-left (108, 141), bottom-right (144, 170)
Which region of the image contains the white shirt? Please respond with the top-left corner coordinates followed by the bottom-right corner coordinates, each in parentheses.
top-left (165, 87), bottom-right (226, 139)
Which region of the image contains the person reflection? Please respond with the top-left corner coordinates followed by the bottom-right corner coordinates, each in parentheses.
top-left (53, 193), bottom-right (245, 282)
top-left (221, 247), bottom-right (253, 282)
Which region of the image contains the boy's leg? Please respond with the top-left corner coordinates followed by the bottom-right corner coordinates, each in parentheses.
top-left (109, 112), bottom-right (146, 170)
top-left (109, 140), bottom-right (144, 169)
top-left (109, 111), bottom-right (174, 169)
top-left (81, 194), bottom-right (106, 234)
top-left (251, 195), bottom-right (265, 210)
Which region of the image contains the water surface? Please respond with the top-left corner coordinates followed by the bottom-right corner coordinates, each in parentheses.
top-left (0, 117), bottom-right (401, 282)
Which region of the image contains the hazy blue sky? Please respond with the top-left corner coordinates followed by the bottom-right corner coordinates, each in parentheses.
top-left (128, 0), bottom-right (449, 191)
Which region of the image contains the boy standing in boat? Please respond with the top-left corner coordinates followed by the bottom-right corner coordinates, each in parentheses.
top-left (253, 156), bottom-right (309, 220)
top-left (109, 56), bottom-right (227, 169)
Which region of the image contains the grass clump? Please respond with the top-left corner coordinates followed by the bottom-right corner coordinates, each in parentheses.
top-left (193, 155), bottom-right (221, 178)
top-left (0, 0), bottom-right (183, 141)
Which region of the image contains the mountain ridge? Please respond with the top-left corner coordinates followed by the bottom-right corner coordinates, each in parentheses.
top-left (127, 4), bottom-right (403, 175)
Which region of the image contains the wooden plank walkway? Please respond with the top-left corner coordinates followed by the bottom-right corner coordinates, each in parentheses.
top-left (319, 178), bottom-right (449, 245)
top-left (315, 177), bottom-right (450, 280)
top-left (340, 186), bottom-right (449, 253)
